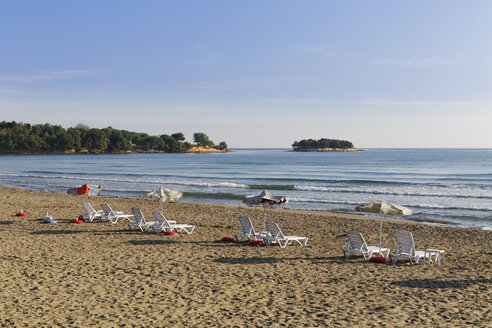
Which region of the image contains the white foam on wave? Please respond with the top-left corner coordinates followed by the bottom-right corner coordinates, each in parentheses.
top-left (413, 203), bottom-right (492, 211)
top-left (293, 184), bottom-right (492, 199)
top-left (5, 173), bottom-right (248, 189)
top-left (289, 197), bottom-right (361, 206)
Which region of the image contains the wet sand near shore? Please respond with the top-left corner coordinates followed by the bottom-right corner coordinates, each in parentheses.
top-left (0, 186), bottom-right (490, 327)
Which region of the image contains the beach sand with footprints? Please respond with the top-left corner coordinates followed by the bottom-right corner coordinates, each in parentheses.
top-left (0, 186), bottom-right (490, 327)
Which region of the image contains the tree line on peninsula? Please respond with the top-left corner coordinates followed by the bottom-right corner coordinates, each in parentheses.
top-left (0, 121), bottom-right (227, 154)
top-left (292, 138), bottom-right (354, 151)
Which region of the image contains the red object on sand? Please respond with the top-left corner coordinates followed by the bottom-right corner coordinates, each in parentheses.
top-left (16, 212), bottom-right (28, 217)
top-left (67, 184), bottom-right (102, 196)
top-left (164, 231), bottom-right (178, 235)
top-left (370, 256), bottom-right (388, 263)
top-left (249, 240), bottom-right (263, 246)
top-left (221, 237), bottom-right (235, 242)
top-left (72, 219), bottom-right (84, 224)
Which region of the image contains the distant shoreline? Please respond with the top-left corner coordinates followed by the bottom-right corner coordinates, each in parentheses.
top-left (292, 147), bottom-right (362, 152)
top-left (0, 147), bottom-right (232, 155)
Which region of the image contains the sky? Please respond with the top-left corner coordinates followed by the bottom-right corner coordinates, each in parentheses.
top-left (0, 1), bottom-right (491, 148)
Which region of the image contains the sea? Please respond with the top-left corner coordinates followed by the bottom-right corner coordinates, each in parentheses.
top-left (0, 148), bottom-right (491, 229)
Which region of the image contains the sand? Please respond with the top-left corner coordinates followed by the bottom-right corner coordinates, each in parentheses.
top-left (0, 186), bottom-right (490, 327)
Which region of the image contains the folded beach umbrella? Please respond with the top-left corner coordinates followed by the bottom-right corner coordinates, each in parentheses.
top-left (140, 187), bottom-right (183, 203)
top-left (355, 200), bottom-right (413, 216)
top-left (243, 190), bottom-right (288, 206)
top-left (243, 190), bottom-right (289, 229)
top-left (140, 186), bottom-right (183, 212)
top-left (356, 200), bottom-right (413, 258)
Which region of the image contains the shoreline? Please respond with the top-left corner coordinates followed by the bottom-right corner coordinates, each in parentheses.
top-left (0, 148), bottom-right (232, 155)
top-left (0, 184), bottom-right (484, 230)
top-left (292, 147), bottom-right (361, 152)
top-left (0, 185), bottom-right (490, 326)
top-left (1, 185), bottom-right (485, 233)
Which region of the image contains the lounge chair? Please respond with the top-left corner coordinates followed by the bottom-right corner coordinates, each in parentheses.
top-left (263, 221), bottom-right (308, 248)
top-left (100, 204), bottom-right (133, 224)
top-left (145, 211), bottom-right (175, 233)
top-left (129, 207), bottom-right (155, 232)
top-left (80, 202), bottom-right (103, 222)
top-left (234, 216), bottom-right (267, 241)
top-left (389, 230), bottom-right (427, 265)
top-left (152, 212), bottom-right (195, 234)
top-left (342, 231), bottom-right (390, 260)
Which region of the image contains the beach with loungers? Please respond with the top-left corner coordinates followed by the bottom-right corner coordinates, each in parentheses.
top-left (0, 186), bottom-right (490, 327)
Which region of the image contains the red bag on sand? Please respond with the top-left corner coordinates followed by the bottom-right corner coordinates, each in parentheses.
top-left (72, 219), bottom-right (84, 224)
top-left (164, 231), bottom-right (178, 235)
top-left (16, 212), bottom-right (27, 217)
top-left (221, 237), bottom-right (235, 242)
top-left (370, 256), bottom-right (388, 263)
top-left (249, 240), bottom-right (263, 246)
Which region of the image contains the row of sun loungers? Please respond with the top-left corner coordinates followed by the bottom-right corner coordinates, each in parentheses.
top-left (235, 215), bottom-right (308, 247)
top-left (130, 207), bottom-right (195, 234)
top-left (80, 202), bottom-right (195, 234)
top-left (343, 230), bottom-right (444, 266)
top-left (235, 215), bottom-right (443, 264)
top-left (81, 202), bottom-right (441, 264)
top-left (81, 202), bottom-right (132, 224)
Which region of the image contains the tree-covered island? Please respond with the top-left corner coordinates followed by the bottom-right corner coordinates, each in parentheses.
top-left (0, 121), bottom-right (229, 154)
top-left (292, 138), bottom-right (358, 152)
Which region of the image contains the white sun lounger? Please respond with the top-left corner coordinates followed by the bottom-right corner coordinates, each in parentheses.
top-left (234, 216), bottom-right (267, 241)
top-left (389, 230), bottom-right (428, 265)
top-left (145, 211), bottom-right (175, 233)
top-left (263, 221), bottom-right (308, 248)
top-left (80, 202), bottom-right (103, 222)
top-left (152, 212), bottom-right (195, 234)
top-left (342, 231), bottom-right (390, 260)
top-left (129, 207), bottom-right (155, 232)
top-left (100, 204), bottom-right (133, 224)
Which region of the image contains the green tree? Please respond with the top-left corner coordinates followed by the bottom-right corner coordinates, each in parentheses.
top-left (67, 127), bottom-right (83, 151)
top-left (171, 132), bottom-right (185, 142)
top-left (27, 134), bottom-right (46, 151)
top-left (214, 141), bottom-right (228, 150)
top-left (108, 129), bottom-right (132, 152)
top-left (292, 138), bottom-right (354, 151)
top-left (193, 132), bottom-right (214, 148)
top-left (84, 129), bottom-right (108, 152)
top-left (0, 121), bottom-right (227, 154)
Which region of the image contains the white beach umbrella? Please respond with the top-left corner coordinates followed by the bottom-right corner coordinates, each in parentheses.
top-left (355, 200), bottom-right (413, 255)
top-left (140, 187), bottom-right (183, 212)
top-left (355, 200), bottom-right (413, 216)
top-left (243, 190), bottom-right (289, 230)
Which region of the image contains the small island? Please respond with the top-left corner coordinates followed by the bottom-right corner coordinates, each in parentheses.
top-left (0, 121), bottom-right (229, 154)
top-left (292, 138), bottom-right (359, 152)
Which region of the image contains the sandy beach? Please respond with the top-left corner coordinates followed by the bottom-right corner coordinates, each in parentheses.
top-left (0, 186), bottom-right (490, 327)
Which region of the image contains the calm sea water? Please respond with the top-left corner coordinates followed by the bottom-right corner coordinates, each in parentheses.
top-left (0, 148), bottom-right (491, 229)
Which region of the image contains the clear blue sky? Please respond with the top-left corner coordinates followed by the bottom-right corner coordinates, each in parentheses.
top-left (1, 1), bottom-right (491, 147)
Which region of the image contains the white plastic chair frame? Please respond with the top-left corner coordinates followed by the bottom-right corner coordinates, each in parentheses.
top-left (152, 212), bottom-right (195, 234)
top-left (100, 204), bottom-right (133, 224)
top-left (234, 216), bottom-right (266, 241)
top-left (342, 231), bottom-right (390, 260)
top-left (80, 202), bottom-right (103, 222)
top-left (130, 207), bottom-right (154, 232)
top-left (145, 211), bottom-right (176, 233)
top-left (263, 221), bottom-right (308, 248)
top-left (389, 230), bottom-right (428, 265)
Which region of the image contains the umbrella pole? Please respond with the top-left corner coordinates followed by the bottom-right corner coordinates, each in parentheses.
top-left (379, 214), bottom-right (383, 254)
top-left (263, 205), bottom-right (266, 231)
